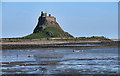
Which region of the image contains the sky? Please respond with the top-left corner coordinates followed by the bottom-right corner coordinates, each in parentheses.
top-left (2, 2), bottom-right (118, 39)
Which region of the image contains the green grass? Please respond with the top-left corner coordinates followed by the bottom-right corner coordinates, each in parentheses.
top-left (44, 27), bottom-right (64, 37)
top-left (23, 32), bottom-right (51, 38)
top-left (23, 27), bottom-right (73, 38)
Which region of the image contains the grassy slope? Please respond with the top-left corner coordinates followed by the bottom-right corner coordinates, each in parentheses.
top-left (23, 27), bottom-right (73, 38)
top-left (45, 27), bottom-right (64, 37)
top-left (23, 32), bottom-right (51, 38)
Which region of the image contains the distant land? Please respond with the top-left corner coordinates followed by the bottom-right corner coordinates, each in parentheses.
top-left (1, 11), bottom-right (115, 41)
top-left (1, 11), bottom-right (114, 41)
top-left (20, 11), bottom-right (110, 40)
top-left (1, 11), bottom-right (115, 40)
top-left (1, 11), bottom-right (119, 50)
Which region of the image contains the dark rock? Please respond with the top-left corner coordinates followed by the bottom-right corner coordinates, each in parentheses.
top-left (46, 32), bottom-right (54, 36)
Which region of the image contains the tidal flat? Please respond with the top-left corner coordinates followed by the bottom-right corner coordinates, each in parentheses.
top-left (1, 43), bottom-right (119, 75)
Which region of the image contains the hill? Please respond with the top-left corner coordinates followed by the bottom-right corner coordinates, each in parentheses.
top-left (24, 27), bottom-right (73, 38)
top-left (23, 11), bottom-right (73, 38)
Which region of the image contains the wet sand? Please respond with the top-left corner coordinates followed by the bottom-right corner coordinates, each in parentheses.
top-left (1, 48), bottom-right (119, 74)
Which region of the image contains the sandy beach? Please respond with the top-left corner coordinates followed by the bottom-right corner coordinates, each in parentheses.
top-left (1, 40), bottom-right (119, 50)
top-left (2, 40), bottom-right (101, 45)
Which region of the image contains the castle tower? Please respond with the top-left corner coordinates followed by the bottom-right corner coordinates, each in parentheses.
top-left (41, 11), bottom-right (47, 17)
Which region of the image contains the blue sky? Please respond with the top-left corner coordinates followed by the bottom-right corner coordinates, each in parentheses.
top-left (2, 2), bottom-right (118, 39)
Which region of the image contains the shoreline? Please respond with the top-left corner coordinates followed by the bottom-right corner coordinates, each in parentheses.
top-left (1, 40), bottom-right (119, 50)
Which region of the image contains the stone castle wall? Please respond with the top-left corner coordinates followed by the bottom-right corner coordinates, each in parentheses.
top-left (45, 17), bottom-right (56, 22)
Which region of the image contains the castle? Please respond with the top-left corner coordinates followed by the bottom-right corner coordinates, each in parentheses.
top-left (40, 11), bottom-right (56, 22)
top-left (32, 11), bottom-right (73, 38)
top-left (33, 11), bottom-right (64, 33)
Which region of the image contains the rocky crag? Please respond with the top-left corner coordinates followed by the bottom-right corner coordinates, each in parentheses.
top-left (24, 11), bottom-right (73, 38)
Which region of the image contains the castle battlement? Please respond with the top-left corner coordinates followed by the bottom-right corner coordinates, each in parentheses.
top-left (40, 11), bottom-right (56, 22)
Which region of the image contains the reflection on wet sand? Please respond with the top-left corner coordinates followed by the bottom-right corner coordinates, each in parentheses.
top-left (34, 49), bottom-right (63, 74)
